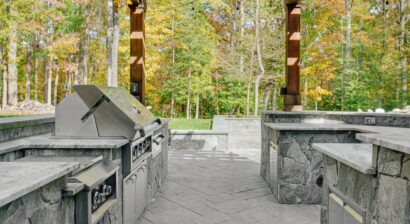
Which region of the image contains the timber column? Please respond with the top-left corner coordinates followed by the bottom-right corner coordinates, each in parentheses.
top-left (129, 1), bottom-right (146, 105)
top-left (283, 1), bottom-right (302, 111)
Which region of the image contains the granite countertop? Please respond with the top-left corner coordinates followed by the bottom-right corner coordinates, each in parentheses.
top-left (16, 155), bottom-right (103, 175)
top-left (312, 143), bottom-right (375, 174)
top-left (0, 134), bottom-right (130, 155)
top-left (0, 114), bottom-right (55, 130)
top-left (265, 123), bottom-right (410, 155)
top-left (0, 162), bottom-right (79, 207)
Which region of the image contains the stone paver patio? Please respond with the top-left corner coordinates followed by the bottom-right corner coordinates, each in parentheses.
top-left (138, 150), bottom-right (320, 224)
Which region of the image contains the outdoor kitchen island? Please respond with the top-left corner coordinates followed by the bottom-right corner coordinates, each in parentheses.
top-left (261, 111), bottom-right (410, 224)
top-left (0, 85), bottom-right (170, 224)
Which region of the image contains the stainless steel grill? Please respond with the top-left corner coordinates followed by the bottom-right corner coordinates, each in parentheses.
top-left (54, 85), bottom-right (161, 141)
top-left (52, 85), bottom-right (166, 224)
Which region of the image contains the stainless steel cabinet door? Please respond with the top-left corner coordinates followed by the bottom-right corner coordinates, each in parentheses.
top-left (123, 173), bottom-right (137, 224)
top-left (134, 164), bottom-right (147, 219)
top-left (123, 162), bottom-right (147, 224)
top-left (329, 193), bottom-right (344, 224)
top-left (343, 206), bottom-right (363, 224)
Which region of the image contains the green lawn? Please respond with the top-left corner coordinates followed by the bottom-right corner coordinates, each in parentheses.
top-left (169, 119), bottom-right (212, 130)
top-left (0, 114), bottom-right (21, 118)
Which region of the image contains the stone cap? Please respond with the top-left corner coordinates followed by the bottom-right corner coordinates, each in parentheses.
top-left (313, 143), bottom-right (375, 174)
top-left (0, 114), bottom-right (54, 130)
top-left (0, 162), bottom-right (79, 207)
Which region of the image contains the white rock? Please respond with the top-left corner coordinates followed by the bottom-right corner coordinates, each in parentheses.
top-left (367, 109), bottom-right (374, 113)
top-left (375, 108), bottom-right (385, 113)
top-left (358, 109), bottom-right (363, 112)
top-left (392, 108), bottom-right (402, 113)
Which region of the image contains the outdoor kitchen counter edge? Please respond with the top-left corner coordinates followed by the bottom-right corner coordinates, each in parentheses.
top-left (264, 123), bottom-right (410, 155)
top-left (0, 134), bottom-right (130, 155)
top-left (0, 161), bottom-right (79, 208)
top-left (312, 143), bottom-right (375, 174)
top-left (0, 114), bottom-right (55, 130)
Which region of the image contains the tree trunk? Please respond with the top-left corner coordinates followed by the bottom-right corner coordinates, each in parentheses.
top-left (45, 0), bottom-right (54, 105)
top-left (34, 35), bottom-right (39, 102)
top-left (195, 94), bottom-right (200, 119)
top-left (106, 0), bottom-right (114, 86)
top-left (43, 56), bottom-right (48, 102)
top-left (47, 57), bottom-right (52, 105)
top-left (83, 48), bottom-right (88, 85)
top-left (68, 72), bottom-right (72, 95)
top-left (303, 78), bottom-right (308, 107)
top-left (398, 0), bottom-right (408, 107)
top-left (112, 3), bottom-right (119, 87)
top-left (254, 0), bottom-right (265, 116)
top-left (53, 65), bottom-right (59, 105)
top-left (342, 0), bottom-right (352, 111)
top-left (272, 79), bottom-right (277, 110)
top-left (186, 65), bottom-right (192, 119)
top-left (74, 56), bottom-right (80, 86)
top-left (246, 43), bottom-right (256, 116)
top-left (25, 47), bottom-right (32, 102)
top-left (215, 73), bottom-right (220, 114)
top-left (0, 47), bottom-right (5, 109)
top-left (263, 81), bottom-right (273, 110)
top-left (239, 0), bottom-right (245, 74)
top-left (7, 5), bottom-right (18, 106)
top-left (171, 7), bottom-right (176, 118)
top-left (1, 66), bottom-right (6, 109)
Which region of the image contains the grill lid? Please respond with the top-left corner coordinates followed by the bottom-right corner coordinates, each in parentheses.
top-left (55, 85), bottom-right (160, 141)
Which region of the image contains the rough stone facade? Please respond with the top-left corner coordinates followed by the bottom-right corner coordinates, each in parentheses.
top-left (263, 129), bottom-right (358, 204)
top-left (0, 177), bottom-right (74, 224)
top-left (147, 125), bottom-right (169, 202)
top-left (321, 146), bottom-right (410, 224)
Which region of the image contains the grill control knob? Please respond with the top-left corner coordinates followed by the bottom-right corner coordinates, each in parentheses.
top-left (105, 185), bottom-right (112, 195)
top-left (93, 191), bottom-right (102, 206)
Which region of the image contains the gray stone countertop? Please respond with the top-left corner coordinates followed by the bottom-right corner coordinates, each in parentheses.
top-left (261, 110), bottom-right (410, 118)
top-left (0, 162), bottom-right (79, 207)
top-left (0, 114), bottom-right (55, 130)
top-left (0, 134), bottom-right (130, 155)
top-left (265, 123), bottom-right (410, 155)
top-left (312, 143), bottom-right (375, 174)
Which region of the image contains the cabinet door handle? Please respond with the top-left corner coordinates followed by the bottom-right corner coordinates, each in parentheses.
top-left (153, 134), bottom-right (165, 145)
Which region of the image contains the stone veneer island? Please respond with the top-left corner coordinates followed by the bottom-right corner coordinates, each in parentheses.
top-left (261, 111), bottom-right (410, 223)
top-left (0, 115), bottom-right (169, 224)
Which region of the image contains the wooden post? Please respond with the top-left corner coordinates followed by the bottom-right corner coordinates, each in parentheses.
top-left (283, 2), bottom-right (302, 111)
top-left (129, 2), bottom-right (146, 105)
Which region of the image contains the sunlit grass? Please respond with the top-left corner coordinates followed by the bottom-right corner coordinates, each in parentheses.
top-left (0, 114), bottom-right (21, 118)
top-left (169, 119), bottom-right (212, 130)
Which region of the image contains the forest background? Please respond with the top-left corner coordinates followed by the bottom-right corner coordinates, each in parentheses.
top-left (0, 0), bottom-right (408, 118)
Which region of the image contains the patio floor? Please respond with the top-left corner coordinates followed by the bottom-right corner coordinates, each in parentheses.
top-left (138, 149), bottom-right (320, 224)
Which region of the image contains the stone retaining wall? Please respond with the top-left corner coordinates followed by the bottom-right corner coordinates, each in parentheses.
top-left (171, 130), bottom-right (228, 151)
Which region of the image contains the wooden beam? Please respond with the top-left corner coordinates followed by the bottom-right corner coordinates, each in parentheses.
top-left (129, 3), bottom-right (146, 105)
top-left (284, 3), bottom-right (302, 112)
